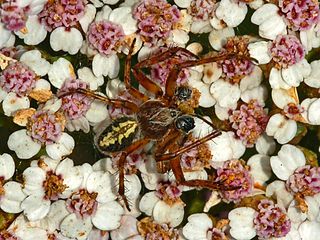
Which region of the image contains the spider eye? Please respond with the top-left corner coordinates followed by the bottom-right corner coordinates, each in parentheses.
top-left (175, 116), bottom-right (195, 133)
top-left (175, 86), bottom-right (192, 101)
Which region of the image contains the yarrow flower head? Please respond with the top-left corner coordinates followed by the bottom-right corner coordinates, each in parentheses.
top-left (219, 57), bottom-right (254, 83)
top-left (26, 109), bottom-right (65, 145)
top-left (229, 99), bottom-right (269, 147)
top-left (0, 61), bottom-right (37, 97)
top-left (268, 34), bottom-right (305, 69)
top-left (150, 48), bottom-right (195, 86)
top-left (137, 217), bottom-right (180, 240)
top-left (0, 230), bottom-right (20, 240)
top-left (279, 0), bottom-right (320, 31)
top-left (133, 0), bottom-right (181, 46)
top-left (155, 180), bottom-right (183, 204)
top-left (286, 165), bottom-right (320, 197)
top-left (66, 189), bottom-right (98, 219)
top-left (57, 79), bottom-right (91, 120)
top-left (180, 137), bottom-right (212, 170)
top-left (0, 0), bottom-right (28, 31)
top-left (206, 228), bottom-right (228, 240)
top-left (42, 170), bottom-right (68, 201)
top-left (215, 159), bottom-right (253, 202)
top-left (219, 36), bottom-right (254, 83)
top-left (0, 47), bottom-right (19, 58)
top-left (187, 0), bottom-right (216, 21)
top-left (283, 102), bottom-right (305, 121)
top-left (253, 199), bottom-right (291, 239)
top-left (38, 0), bottom-right (85, 32)
top-left (87, 20), bottom-right (125, 56)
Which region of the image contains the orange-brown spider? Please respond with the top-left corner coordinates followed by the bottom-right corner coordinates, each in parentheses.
top-left (66, 41), bottom-right (244, 210)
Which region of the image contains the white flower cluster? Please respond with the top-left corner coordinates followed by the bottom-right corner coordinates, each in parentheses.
top-left (0, 0), bottom-right (320, 239)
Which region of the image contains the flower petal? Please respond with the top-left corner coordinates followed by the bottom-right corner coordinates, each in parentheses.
top-left (270, 144), bottom-right (306, 180)
top-left (21, 195), bottom-right (51, 221)
top-left (60, 213), bottom-right (93, 240)
top-left (153, 201), bottom-right (185, 227)
top-left (0, 181), bottom-right (26, 213)
top-left (92, 201), bottom-right (124, 230)
top-left (8, 129), bottom-right (41, 159)
top-left (46, 133), bottom-right (75, 160)
top-left (0, 153), bottom-right (15, 180)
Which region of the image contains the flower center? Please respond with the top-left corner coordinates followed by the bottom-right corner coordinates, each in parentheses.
top-left (207, 228), bottom-right (228, 240)
top-left (268, 34), bottom-right (305, 69)
top-left (26, 110), bottom-right (64, 145)
top-left (137, 217), bottom-right (179, 239)
top-left (0, 177), bottom-right (5, 200)
top-left (254, 199), bottom-right (291, 239)
top-left (150, 48), bottom-right (191, 87)
top-left (0, 61), bottom-right (37, 97)
top-left (66, 189), bottom-right (98, 218)
top-left (283, 103), bottom-right (304, 120)
top-left (286, 165), bottom-right (320, 203)
top-left (219, 37), bottom-right (254, 83)
top-left (133, 0), bottom-right (181, 46)
top-left (0, 1), bottom-right (28, 31)
top-left (87, 20), bottom-right (125, 56)
top-left (215, 159), bottom-right (253, 203)
top-left (58, 79), bottom-right (91, 120)
top-left (229, 99), bottom-right (269, 147)
top-left (181, 136), bottom-right (212, 170)
top-left (188, 0), bottom-right (216, 21)
top-left (38, 0), bottom-right (85, 32)
top-left (155, 180), bottom-right (183, 205)
top-left (0, 230), bottom-right (20, 240)
top-left (279, 0), bottom-right (320, 31)
top-left (43, 170), bottom-right (67, 200)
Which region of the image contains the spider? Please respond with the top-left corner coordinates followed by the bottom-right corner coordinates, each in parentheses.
top-left (63, 41), bottom-right (245, 210)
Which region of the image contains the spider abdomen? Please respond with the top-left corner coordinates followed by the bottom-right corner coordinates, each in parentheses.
top-left (97, 117), bottom-right (138, 152)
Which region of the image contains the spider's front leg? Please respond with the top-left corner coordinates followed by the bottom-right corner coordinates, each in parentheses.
top-left (132, 46), bottom-right (199, 99)
top-left (154, 130), bottom-right (225, 190)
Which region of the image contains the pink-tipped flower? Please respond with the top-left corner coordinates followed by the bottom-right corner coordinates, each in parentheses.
top-left (268, 34), bottom-right (305, 68)
top-left (229, 99), bottom-right (269, 147)
top-left (279, 0), bottom-right (320, 31)
top-left (215, 159), bottom-right (253, 203)
top-left (66, 189), bottom-right (98, 219)
top-left (87, 20), bottom-right (125, 56)
top-left (188, 0), bottom-right (217, 21)
top-left (286, 165), bottom-right (320, 196)
top-left (58, 79), bottom-right (91, 120)
top-left (0, 1), bottom-right (28, 31)
top-left (219, 57), bottom-right (254, 83)
top-left (26, 110), bottom-right (63, 145)
top-left (0, 230), bottom-right (20, 240)
top-left (133, 0), bottom-right (181, 46)
top-left (150, 47), bottom-right (193, 86)
top-left (38, 0), bottom-right (85, 32)
top-left (0, 61), bottom-right (37, 97)
top-left (254, 199), bottom-right (291, 239)
top-left (155, 180), bottom-right (183, 202)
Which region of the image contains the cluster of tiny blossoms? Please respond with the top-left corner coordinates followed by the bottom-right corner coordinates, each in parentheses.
top-left (1, 0), bottom-right (320, 239)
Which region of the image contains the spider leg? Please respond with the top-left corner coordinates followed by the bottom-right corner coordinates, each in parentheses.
top-left (164, 53), bottom-right (249, 99)
top-left (71, 88), bottom-right (140, 112)
top-left (155, 132), bottom-right (224, 190)
top-left (132, 47), bottom-right (199, 98)
top-left (155, 129), bottom-right (182, 173)
top-left (133, 47), bottom-right (198, 69)
top-left (117, 138), bottom-right (150, 210)
top-left (124, 39), bottom-right (149, 102)
top-left (155, 129), bottom-right (221, 162)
